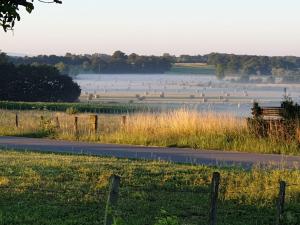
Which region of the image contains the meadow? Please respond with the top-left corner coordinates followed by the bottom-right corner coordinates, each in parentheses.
top-left (0, 149), bottom-right (299, 225)
top-left (0, 109), bottom-right (299, 155)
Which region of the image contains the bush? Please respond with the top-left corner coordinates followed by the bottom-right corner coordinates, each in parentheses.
top-left (249, 98), bottom-right (300, 142)
top-left (66, 107), bottom-right (79, 115)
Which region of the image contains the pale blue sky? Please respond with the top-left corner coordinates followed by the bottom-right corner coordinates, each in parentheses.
top-left (1, 0), bottom-right (300, 56)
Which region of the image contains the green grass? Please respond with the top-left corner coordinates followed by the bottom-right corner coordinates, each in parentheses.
top-left (104, 132), bottom-right (300, 155)
top-left (0, 101), bottom-right (145, 114)
top-left (169, 63), bottom-right (215, 75)
top-left (0, 149), bottom-right (300, 225)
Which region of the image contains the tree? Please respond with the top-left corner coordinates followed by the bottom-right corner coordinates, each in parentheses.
top-left (0, 51), bottom-right (8, 64)
top-left (0, 63), bottom-right (81, 102)
top-left (0, 0), bottom-right (62, 31)
top-left (55, 61), bottom-right (68, 74)
top-left (112, 51), bottom-right (128, 60)
top-left (216, 64), bottom-right (225, 80)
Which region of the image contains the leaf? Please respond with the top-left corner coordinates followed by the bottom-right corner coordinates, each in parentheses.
top-left (26, 4), bottom-right (34, 13)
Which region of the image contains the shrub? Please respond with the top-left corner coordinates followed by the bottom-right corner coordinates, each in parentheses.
top-left (154, 210), bottom-right (180, 225)
top-left (66, 107), bottom-right (79, 115)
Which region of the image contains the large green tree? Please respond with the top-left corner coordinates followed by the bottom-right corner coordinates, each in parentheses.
top-left (0, 63), bottom-right (81, 102)
top-left (0, 0), bottom-right (62, 31)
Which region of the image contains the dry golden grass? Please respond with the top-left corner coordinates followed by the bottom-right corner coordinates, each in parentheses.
top-left (0, 109), bottom-right (299, 155)
top-left (124, 109), bottom-right (246, 137)
top-left (0, 110), bottom-right (121, 139)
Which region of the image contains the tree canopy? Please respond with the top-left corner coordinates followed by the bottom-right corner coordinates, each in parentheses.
top-left (207, 53), bottom-right (300, 76)
top-left (0, 61), bottom-right (80, 102)
top-left (0, 0), bottom-right (62, 31)
top-left (9, 51), bottom-right (173, 75)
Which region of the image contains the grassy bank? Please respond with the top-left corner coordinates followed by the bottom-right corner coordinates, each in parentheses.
top-left (0, 149), bottom-right (299, 225)
top-left (0, 109), bottom-right (299, 155)
top-left (169, 63), bottom-right (215, 75)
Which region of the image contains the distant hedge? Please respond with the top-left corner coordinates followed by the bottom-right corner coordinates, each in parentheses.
top-left (0, 101), bottom-right (145, 114)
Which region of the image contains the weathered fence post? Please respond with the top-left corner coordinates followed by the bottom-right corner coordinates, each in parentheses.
top-left (122, 115), bottom-right (126, 127)
top-left (276, 181), bottom-right (286, 225)
top-left (89, 115), bottom-right (98, 133)
top-left (209, 172), bottom-right (220, 225)
top-left (74, 116), bottom-right (78, 134)
top-left (55, 116), bottom-right (60, 129)
top-left (15, 113), bottom-right (19, 128)
top-left (104, 175), bottom-right (121, 225)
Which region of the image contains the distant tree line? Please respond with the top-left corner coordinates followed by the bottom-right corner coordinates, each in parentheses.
top-left (9, 51), bottom-right (172, 75)
top-left (7, 51), bottom-right (300, 79)
top-left (207, 53), bottom-right (300, 77)
top-left (174, 54), bottom-right (208, 63)
top-left (0, 52), bottom-right (80, 102)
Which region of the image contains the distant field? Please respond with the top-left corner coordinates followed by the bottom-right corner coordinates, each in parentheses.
top-left (169, 63), bottom-right (215, 75)
top-left (0, 150), bottom-right (299, 225)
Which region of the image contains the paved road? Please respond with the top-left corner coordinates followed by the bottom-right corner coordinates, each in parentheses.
top-left (0, 136), bottom-right (299, 169)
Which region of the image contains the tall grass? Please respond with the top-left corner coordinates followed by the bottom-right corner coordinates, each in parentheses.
top-left (0, 109), bottom-right (299, 155)
top-left (110, 110), bottom-right (246, 145)
top-left (107, 110), bottom-right (299, 154)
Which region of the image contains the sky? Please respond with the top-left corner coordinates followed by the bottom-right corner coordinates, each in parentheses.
top-left (1, 0), bottom-right (300, 56)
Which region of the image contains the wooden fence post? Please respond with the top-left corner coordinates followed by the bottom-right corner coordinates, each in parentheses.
top-left (122, 115), bottom-right (126, 127)
top-left (74, 116), bottom-right (78, 134)
top-left (104, 175), bottom-right (121, 225)
top-left (55, 116), bottom-right (60, 129)
top-left (15, 113), bottom-right (19, 128)
top-left (209, 172), bottom-right (220, 225)
top-left (89, 115), bottom-right (98, 133)
top-left (276, 181), bottom-right (286, 225)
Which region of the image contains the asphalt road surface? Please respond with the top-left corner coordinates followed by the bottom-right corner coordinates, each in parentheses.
top-left (0, 136), bottom-right (299, 169)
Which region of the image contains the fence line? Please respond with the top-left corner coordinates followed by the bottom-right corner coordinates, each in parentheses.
top-left (1, 173), bottom-right (299, 225)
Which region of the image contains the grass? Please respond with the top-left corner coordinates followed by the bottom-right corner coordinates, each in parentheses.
top-left (169, 63), bottom-right (215, 75)
top-left (0, 101), bottom-right (144, 114)
top-left (0, 149), bottom-right (299, 225)
top-left (0, 109), bottom-right (299, 156)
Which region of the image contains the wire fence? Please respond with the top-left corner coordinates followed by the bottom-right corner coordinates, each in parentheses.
top-left (0, 173), bottom-right (299, 225)
top-left (0, 109), bottom-right (135, 137)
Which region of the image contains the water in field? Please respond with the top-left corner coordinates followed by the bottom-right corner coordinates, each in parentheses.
top-left (74, 74), bottom-right (300, 117)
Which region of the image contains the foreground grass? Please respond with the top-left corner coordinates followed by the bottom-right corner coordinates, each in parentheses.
top-left (0, 150), bottom-right (300, 225)
top-left (0, 109), bottom-right (300, 155)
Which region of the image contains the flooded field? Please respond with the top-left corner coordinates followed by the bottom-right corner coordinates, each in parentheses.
top-left (75, 74), bottom-right (300, 117)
